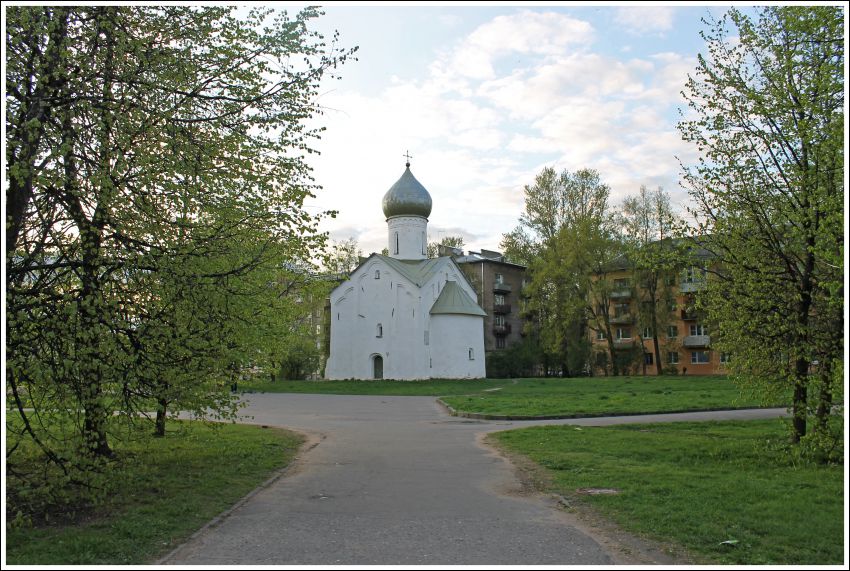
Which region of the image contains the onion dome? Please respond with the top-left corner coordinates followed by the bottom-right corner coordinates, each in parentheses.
top-left (382, 165), bottom-right (432, 219)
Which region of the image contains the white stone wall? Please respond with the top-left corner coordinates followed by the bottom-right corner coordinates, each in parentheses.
top-left (387, 216), bottom-right (427, 261)
top-left (325, 256), bottom-right (486, 380)
top-left (428, 314), bottom-right (486, 378)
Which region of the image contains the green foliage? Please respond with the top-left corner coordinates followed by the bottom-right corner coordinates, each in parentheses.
top-left (679, 6), bottom-right (844, 445)
top-left (492, 420), bottom-right (844, 564)
top-left (618, 186), bottom-right (691, 374)
top-left (276, 333), bottom-right (323, 380)
top-left (323, 237), bottom-right (363, 276)
top-left (484, 338), bottom-right (544, 378)
top-left (5, 6), bottom-right (355, 478)
top-left (507, 167), bottom-right (625, 376)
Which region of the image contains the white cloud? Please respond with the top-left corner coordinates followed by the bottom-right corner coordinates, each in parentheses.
top-left (439, 11), bottom-right (595, 80)
top-left (615, 7), bottom-right (676, 35)
top-left (306, 8), bottom-right (699, 254)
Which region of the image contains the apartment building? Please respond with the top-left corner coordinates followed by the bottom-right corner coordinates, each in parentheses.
top-left (450, 248), bottom-right (528, 354)
top-left (590, 250), bottom-right (725, 376)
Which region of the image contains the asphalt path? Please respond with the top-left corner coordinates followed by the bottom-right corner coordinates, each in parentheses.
top-left (160, 394), bottom-right (787, 566)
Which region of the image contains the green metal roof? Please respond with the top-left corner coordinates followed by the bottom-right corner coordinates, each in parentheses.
top-left (378, 255), bottom-right (445, 287)
top-left (429, 281), bottom-right (487, 317)
top-left (382, 166), bottom-right (432, 218)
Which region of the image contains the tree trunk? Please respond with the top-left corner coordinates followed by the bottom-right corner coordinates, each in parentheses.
top-left (6, 8), bottom-right (69, 257)
top-left (155, 398), bottom-right (168, 437)
top-left (790, 359), bottom-right (809, 443)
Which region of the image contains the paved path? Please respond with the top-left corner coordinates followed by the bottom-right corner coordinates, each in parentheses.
top-left (161, 394), bottom-right (787, 566)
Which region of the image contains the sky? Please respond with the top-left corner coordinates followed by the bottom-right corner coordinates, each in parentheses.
top-left (284, 3), bottom-right (747, 256)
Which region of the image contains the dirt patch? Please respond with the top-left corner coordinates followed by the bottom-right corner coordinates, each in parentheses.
top-left (576, 487), bottom-right (620, 495)
top-left (479, 432), bottom-right (703, 566)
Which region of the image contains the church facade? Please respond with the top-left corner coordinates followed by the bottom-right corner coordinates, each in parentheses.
top-left (324, 163), bottom-right (486, 380)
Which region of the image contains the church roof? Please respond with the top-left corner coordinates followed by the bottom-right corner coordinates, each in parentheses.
top-left (429, 281), bottom-right (487, 317)
top-left (382, 166), bottom-right (432, 219)
top-left (378, 254), bottom-right (444, 287)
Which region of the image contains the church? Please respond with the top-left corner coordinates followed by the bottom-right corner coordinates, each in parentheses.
top-left (324, 161), bottom-right (486, 380)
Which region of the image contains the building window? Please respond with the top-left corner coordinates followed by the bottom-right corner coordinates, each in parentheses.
top-left (683, 266), bottom-right (706, 283)
top-left (614, 303), bottom-right (630, 318)
top-left (424, 330), bottom-right (429, 346)
top-left (596, 330), bottom-right (605, 341)
top-left (642, 327), bottom-right (653, 339)
top-left (376, 323), bottom-right (383, 338)
top-left (394, 232), bottom-right (399, 255)
top-left (669, 301), bottom-right (677, 312)
top-left (667, 351), bottom-right (679, 364)
top-left (468, 348), bottom-right (474, 360)
top-left (616, 328), bottom-right (631, 339)
top-left (374, 269), bottom-right (380, 279)
top-left (720, 352), bottom-right (731, 364)
top-left (422, 232), bottom-right (426, 255)
top-left (690, 324), bottom-right (708, 336)
top-left (667, 325), bottom-right (678, 338)
top-left (613, 278), bottom-right (630, 288)
top-left (495, 294), bottom-right (506, 305)
top-left (691, 350), bottom-right (710, 364)
top-left (496, 337), bottom-right (506, 349)
top-left (644, 353), bottom-right (654, 365)
top-left (494, 315), bottom-right (506, 327)
top-left (495, 273), bottom-right (504, 284)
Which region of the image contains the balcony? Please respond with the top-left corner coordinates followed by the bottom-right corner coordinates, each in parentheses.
top-left (609, 313), bottom-right (633, 325)
top-left (493, 281), bottom-right (512, 293)
top-left (683, 335), bottom-right (711, 348)
top-left (492, 323), bottom-right (512, 336)
top-left (609, 288), bottom-right (631, 299)
top-left (613, 338), bottom-right (635, 349)
top-left (493, 303), bottom-right (511, 314)
top-left (680, 309), bottom-right (698, 321)
top-left (680, 281), bottom-right (706, 293)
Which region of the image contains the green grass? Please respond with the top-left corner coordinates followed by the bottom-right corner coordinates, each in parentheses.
top-left (440, 376), bottom-right (785, 417)
top-left (491, 419), bottom-right (844, 564)
top-left (242, 376), bottom-right (784, 417)
top-left (239, 377), bottom-right (510, 396)
top-left (5, 421), bottom-right (303, 565)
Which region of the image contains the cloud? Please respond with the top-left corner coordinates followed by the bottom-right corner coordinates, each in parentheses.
top-left (614, 7), bottom-right (676, 35)
top-left (307, 8), bottom-right (700, 254)
top-left (436, 11), bottom-right (595, 80)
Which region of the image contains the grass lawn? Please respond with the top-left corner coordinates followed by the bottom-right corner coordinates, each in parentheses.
top-left (239, 377), bottom-right (508, 396)
top-left (491, 419), bottom-right (844, 565)
top-left (242, 376), bottom-right (784, 417)
top-left (5, 421), bottom-right (303, 565)
top-left (441, 376), bottom-right (784, 417)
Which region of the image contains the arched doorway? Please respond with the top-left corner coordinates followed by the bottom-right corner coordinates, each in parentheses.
top-left (372, 355), bottom-right (383, 380)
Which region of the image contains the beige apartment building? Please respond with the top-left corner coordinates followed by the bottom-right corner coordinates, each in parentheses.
top-left (589, 258), bottom-right (727, 376)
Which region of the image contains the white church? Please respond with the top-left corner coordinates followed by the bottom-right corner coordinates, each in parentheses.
top-left (324, 161), bottom-right (486, 380)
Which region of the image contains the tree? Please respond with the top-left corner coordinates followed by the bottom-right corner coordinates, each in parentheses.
top-left (426, 235), bottom-right (464, 258)
top-left (324, 237), bottom-right (363, 276)
top-left (5, 5), bottom-right (355, 476)
top-left (619, 186), bottom-right (688, 375)
top-left (503, 167), bottom-right (623, 376)
top-left (678, 6), bottom-right (843, 451)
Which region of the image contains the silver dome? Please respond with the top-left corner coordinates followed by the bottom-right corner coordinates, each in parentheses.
top-left (382, 166), bottom-right (432, 219)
